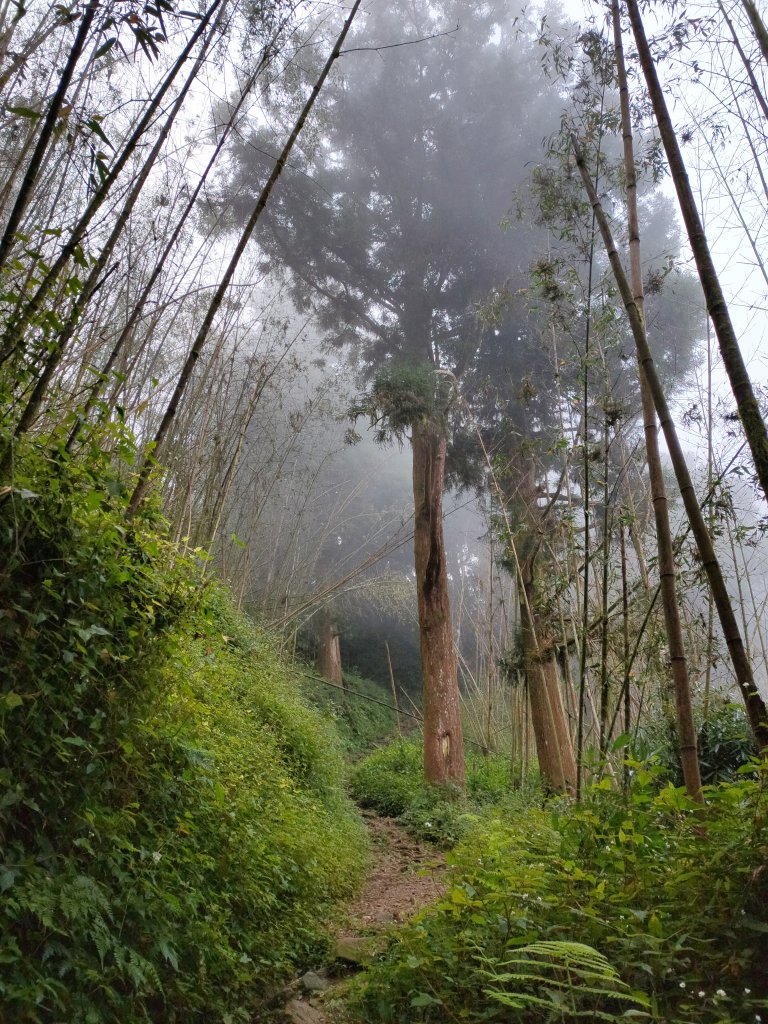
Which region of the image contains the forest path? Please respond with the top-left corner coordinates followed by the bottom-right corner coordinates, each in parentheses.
top-left (278, 810), bottom-right (445, 1024)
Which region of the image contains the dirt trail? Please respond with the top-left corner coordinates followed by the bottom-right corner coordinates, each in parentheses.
top-left (344, 810), bottom-right (445, 927)
top-left (279, 811), bottom-right (445, 1024)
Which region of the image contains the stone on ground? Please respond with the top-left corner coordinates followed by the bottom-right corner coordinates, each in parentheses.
top-left (284, 997), bottom-right (326, 1024)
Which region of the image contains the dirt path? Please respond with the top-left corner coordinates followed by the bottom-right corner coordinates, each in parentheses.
top-left (344, 810), bottom-right (445, 927)
top-left (279, 811), bottom-right (445, 1024)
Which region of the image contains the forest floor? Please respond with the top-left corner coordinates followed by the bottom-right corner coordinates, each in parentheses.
top-left (277, 810), bottom-right (445, 1024)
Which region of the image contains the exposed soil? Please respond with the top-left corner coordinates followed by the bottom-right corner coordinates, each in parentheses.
top-left (277, 811), bottom-right (445, 1024)
top-left (343, 809), bottom-right (445, 928)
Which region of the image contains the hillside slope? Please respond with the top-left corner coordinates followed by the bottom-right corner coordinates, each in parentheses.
top-left (0, 457), bottom-right (367, 1022)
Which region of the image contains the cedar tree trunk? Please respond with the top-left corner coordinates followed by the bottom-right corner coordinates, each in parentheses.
top-left (411, 419), bottom-right (465, 786)
top-left (317, 608), bottom-right (343, 686)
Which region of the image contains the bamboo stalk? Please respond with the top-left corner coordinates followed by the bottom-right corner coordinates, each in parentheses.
top-left (0, 0), bottom-right (99, 274)
top-left (608, 0), bottom-right (702, 799)
top-left (572, 129), bottom-right (768, 755)
top-left (626, 0), bottom-right (768, 508)
top-left (0, 0), bottom-right (226, 366)
top-left (385, 641), bottom-right (403, 739)
top-left (128, 0), bottom-right (364, 513)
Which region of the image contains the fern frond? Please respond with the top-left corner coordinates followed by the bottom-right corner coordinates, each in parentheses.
top-left (481, 939), bottom-right (652, 1021)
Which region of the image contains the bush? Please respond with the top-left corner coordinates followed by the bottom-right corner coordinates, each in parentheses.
top-left (0, 442), bottom-right (367, 1022)
top-left (636, 699), bottom-right (754, 786)
top-left (353, 764), bottom-right (768, 1023)
top-left (350, 736), bottom-right (540, 846)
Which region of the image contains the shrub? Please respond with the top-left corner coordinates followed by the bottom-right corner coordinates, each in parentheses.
top-left (636, 699), bottom-right (754, 785)
top-left (301, 669), bottom-right (399, 758)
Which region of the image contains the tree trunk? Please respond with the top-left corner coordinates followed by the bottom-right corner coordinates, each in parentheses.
top-left (519, 549), bottom-right (577, 795)
top-left (317, 607), bottom-right (343, 686)
top-left (411, 419), bottom-right (465, 786)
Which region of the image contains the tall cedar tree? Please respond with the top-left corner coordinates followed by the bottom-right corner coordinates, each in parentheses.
top-left (217, 0), bottom-right (575, 785)
top-left (218, 0), bottom-right (704, 787)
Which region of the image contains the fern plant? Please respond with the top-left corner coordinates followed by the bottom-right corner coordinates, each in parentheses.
top-left (479, 940), bottom-right (651, 1021)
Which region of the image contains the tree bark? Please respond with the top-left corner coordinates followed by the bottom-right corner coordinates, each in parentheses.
top-left (317, 607), bottom-right (343, 686)
top-left (411, 419), bottom-right (465, 786)
top-left (519, 548), bottom-right (577, 795)
top-left (516, 458), bottom-right (577, 795)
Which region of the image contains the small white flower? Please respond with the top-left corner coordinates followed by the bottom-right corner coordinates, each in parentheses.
top-left (424, 821), bottom-right (432, 828)
top-left (716, 989), bottom-right (726, 998)
top-left (679, 982), bottom-right (686, 989)
top-left (698, 991), bottom-right (706, 998)
top-left (152, 851), bottom-right (162, 863)
top-left (745, 988), bottom-right (752, 995)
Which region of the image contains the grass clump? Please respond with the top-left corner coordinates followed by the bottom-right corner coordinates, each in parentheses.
top-left (0, 442), bottom-right (367, 1022)
top-left (352, 762), bottom-right (768, 1023)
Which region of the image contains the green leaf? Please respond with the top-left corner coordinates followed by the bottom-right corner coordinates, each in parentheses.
top-left (158, 940), bottom-right (179, 970)
top-left (0, 868), bottom-right (17, 892)
top-left (410, 992), bottom-right (441, 1007)
top-left (6, 105), bottom-right (40, 119)
top-left (3, 691), bottom-right (23, 709)
top-left (93, 37), bottom-right (117, 60)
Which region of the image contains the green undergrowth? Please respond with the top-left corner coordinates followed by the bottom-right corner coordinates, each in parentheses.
top-left (301, 669), bottom-right (399, 757)
top-left (350, 736), bottom-right (542, 846)
top-left (637, 699), bottom-right (754, 786)
top-left (351, 760), bottom-right (768, 1023)
top-left (0, 440), bottom-right (367, 1022)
